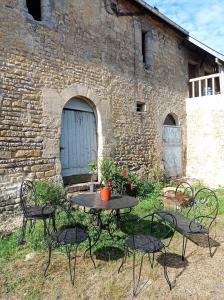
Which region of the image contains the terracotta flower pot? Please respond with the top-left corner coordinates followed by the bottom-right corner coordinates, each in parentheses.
top-left (100, 187), bottom-right (111, 201)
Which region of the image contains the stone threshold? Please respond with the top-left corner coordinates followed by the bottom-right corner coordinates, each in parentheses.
top-left (67, 182), bottom-right (100, 193)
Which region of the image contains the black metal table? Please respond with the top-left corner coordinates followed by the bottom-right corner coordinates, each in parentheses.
top-left (71, 192), bottom-right (138, 247)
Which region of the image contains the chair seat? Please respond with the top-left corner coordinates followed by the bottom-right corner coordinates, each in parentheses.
top-left (127, 234), bottom-right (164, 253)
top-left (52, 227), bottom-right (88, 245)
top-left (26, 206), bottom-right (55, 219)
top-left (155, 210), bottom-right (208, 234)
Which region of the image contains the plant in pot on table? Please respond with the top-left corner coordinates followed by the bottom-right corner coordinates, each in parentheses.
top-left (99, 159), bottom-right (115, 201)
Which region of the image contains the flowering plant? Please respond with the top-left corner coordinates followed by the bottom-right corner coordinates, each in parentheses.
top-left (99, 159), bottom-right (115, 188)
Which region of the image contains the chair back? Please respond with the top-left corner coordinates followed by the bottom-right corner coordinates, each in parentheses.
top-left (158, 212), bottom-right (177, 247)
top-left (175, 181), bottom-right (194, 212)
top-left (20, 180), bottom-right (37, 216)
top-left (190, 188), bottom-right (219, 229)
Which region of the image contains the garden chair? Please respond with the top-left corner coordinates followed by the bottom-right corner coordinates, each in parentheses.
top-left (44, 207), bottom-right (96, 285)
top-left (18, 180), bottom-right (56, 244)
top-left (118, 212), bottom-right (177, 296)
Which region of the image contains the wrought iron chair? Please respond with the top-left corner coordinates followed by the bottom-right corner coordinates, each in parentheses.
top-left (118, 212), bottom-right (177, 296)
top-left (44, 208), bottom-right (96, 285)
top-left (18, 180), bottom-right (56, 244)
top-left (182, 187), bottom-right (219, 258)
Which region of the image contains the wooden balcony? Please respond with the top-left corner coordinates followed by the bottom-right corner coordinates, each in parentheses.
top-left (189, 73), bottom-right (224, 98)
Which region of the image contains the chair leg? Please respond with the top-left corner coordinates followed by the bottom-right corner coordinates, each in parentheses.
top-left (162, 248), bottom-right (172, 290)
top-left (182, 235), bottom-right (188, 261)
top-left (148, 252), bottom-right (155, 269)
top-left (18, 218), bottom-right (27, 245)
top-left (29, 220), bottom-right (33, 233)
top-left (118, 246), bottom-right (128, 273)
top-left (132, 252), bottom-right (144, 297)
top-left (88, 236), bottom-right (96, 268)
top-left (207, 233), bottom-right (213, 257)
top-left (84, 227), bottom-right (102, 258)
top-left (44, 244), bottom-right (52, 277)
top-left (52, 215), bottom-right (56, 232)
top-left (43, 219), bottom-right (47, 237)
top-left (66, 245), bottom-right (78, 286)
top-left (150, 214), bottom-right (154, 234)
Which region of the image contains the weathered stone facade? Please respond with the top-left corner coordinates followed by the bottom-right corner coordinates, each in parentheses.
top-left (0, 0), bottom-right (219, 219)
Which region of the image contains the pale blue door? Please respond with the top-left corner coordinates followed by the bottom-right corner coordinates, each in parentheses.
top-left (163, 125), bottom-right (182, 177)
top-left (60, 99), bottom-right (97, 178)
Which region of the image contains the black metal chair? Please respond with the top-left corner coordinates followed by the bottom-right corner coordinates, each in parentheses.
top-left (118, 212), bottom-right (177, 296)
top-left (44, 208), bottom-right (96, 285)
top-left (18, 180), bottom-right (56, 244)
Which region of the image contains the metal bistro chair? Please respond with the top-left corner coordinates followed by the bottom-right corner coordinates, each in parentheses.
top-left (19, 180), bottom-right (56, 244)
top-left (44, 208), bottom-right (96, 285)
top-left (118, 212), bottom-right (177, 296)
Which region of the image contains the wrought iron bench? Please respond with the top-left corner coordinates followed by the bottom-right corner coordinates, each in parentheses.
top-left (153, 182), bottom-right (219, 260)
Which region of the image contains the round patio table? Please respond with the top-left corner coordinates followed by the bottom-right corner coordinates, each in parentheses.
top-left (71, 192), bottom-right (138, 248)
top-left (71, 192), bottom-right (138, 210)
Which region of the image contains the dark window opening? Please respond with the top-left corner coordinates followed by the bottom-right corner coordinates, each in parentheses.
top-left (142, 31), bottom-right (147, 64)
top-left (188, 63), bottom-right (198, 79)
top-left (136, 102), bottom-right (146, 112)
top-left (26, 0), bottom-right (41, 21)
top-left (204, 71), bottom-right (211, 76)
top-left (164, 114), bottom-right (176, 126)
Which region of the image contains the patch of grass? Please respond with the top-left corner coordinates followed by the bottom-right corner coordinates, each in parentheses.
top-left (24, 288), bottom-right (42, 300)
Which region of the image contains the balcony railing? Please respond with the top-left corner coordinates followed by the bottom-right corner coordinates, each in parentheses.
top-left (189, 73), bottom-right (224, 98)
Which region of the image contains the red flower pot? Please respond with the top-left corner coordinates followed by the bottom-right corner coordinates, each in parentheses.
top-left (100, 187), bottom-right (111, 201)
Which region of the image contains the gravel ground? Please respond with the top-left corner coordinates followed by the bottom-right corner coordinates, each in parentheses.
top-left (0, 216), bottom-right (22, 238)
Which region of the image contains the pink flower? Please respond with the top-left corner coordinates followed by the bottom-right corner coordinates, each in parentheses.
top-left (130, 184), bottom-right (135, 191)
top-left (128, 178), bottom-right (135, 183)
top-left (121, 169), bottom-right (127, 177)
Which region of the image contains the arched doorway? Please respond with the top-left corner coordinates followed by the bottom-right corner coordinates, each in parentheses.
top-left (162, 113), bottom-right (182, 178)
top-left (60, 98), bottom-right (97, 185)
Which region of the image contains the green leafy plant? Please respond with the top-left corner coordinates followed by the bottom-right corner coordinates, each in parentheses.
top-left (99, 159), bottom-right (115, 188)
top-left (31, 179), bottom-right (67, 206)
top-left (148, 162), bottom-right (165, 185)
top-left (88, 160), bottom-right (97, 175)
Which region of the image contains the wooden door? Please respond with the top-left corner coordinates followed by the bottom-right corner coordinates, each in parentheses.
top-left (163, 125), bottom-right (182, 178)
top-left (60, 99), bottom-right (97, 184)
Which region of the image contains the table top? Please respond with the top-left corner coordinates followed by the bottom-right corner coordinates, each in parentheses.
top-left (71, 192), bottom-right (138, 210)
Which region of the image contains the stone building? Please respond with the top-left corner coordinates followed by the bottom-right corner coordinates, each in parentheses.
top-left (0, 0), bottom-right (224, 219)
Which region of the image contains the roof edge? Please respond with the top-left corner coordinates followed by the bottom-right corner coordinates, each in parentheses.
top-left (132, 0), bottom-right (189, 35)
top-left (188, 37), bottom-right (224, 63)
top-left (131, 0), bottom-right (224, 63)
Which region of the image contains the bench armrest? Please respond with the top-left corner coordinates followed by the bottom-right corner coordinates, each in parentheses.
top-left (189, 215), bottom-right (215, 233)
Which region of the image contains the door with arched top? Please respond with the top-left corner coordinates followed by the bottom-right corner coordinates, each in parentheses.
top-left (60, 98), bottom-right (97, 185)
top-left (162, 114), bottom-right (182, 177)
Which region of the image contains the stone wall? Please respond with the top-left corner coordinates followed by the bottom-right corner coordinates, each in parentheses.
top-left (0, 0), bottom-right (213, 219)
top-left (186, 94), bottom-right (224, 187)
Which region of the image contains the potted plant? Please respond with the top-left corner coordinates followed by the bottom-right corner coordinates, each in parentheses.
top-left (99, 159), bottom-right (115, 201)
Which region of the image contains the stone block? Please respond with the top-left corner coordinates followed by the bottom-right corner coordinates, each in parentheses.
top-left (35, 172), bottom-right (45, 179)
top-left (45, 170), bottom-right (56, 177)
top-left (0, 169), bottom-right (5, 175)
top-left (31, 164), bottom-right (53, 172)
top-left (0, 151), bottom-right (11, 159)
top-left (15, 150), bottom-right (41, 158)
